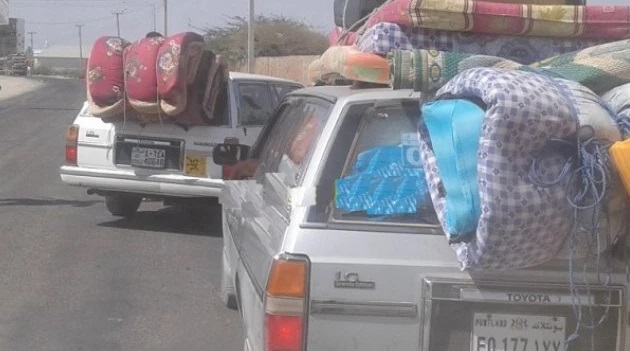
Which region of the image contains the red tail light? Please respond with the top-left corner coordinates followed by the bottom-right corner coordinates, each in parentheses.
top-left (266, 315), bottom-right (303, 351)
top-left (264, 255), bottom-right (309, 351)
top-left (65, 124), bottom-right (79, 166)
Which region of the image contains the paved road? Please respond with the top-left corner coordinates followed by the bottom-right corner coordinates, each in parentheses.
top-left (0, 77), bottom-right (242, 351)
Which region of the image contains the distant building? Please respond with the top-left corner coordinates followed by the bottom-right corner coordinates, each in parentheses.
top-left (0, 17), bottom-right (25, 56)
top-left (33, 45), bottom-right (90, 73)
top-left (0, 0), bottom-right (8, 26)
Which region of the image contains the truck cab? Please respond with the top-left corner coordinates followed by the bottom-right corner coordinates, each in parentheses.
top-left (6, 53), bottom-right (27, 76)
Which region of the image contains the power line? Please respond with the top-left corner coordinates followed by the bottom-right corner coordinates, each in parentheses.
top-left (12, 0), bottom-right (155, 5)
top-left (26, 6), bottom-right (149, 26)
top-left (27, 16), bottom-right (111, 25)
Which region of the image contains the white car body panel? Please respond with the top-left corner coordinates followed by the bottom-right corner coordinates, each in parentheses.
top-left (220, 86), bottom-right (630, 351)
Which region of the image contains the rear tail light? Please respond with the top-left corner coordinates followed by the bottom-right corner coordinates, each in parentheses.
top-left (222, 137), bottom-right (239, 179)
top-left (65, 124), bottom-right (79, 166)
top-left (265, 254), bottom-right (309, 351)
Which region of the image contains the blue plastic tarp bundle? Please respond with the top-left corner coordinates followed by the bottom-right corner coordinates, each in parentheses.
top-left (335, 144), bottom-right (431, 217)
top-left (421, 99), bottom-right (484, 240)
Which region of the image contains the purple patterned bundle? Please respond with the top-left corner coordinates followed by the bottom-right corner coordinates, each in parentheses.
top-left (357, 22), bottom-right (607, 64)
top-left (418, 68), bottom-right (577, 270)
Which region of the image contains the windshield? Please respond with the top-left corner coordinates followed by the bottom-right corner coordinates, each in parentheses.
top-left (307, 99), bottom-right (439, 230)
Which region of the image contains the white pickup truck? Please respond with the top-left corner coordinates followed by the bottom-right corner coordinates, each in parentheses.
top-left (59, 72), bottom-right (302, 217)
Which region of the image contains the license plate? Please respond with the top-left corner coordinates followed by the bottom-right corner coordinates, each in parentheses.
top-left (184, 154), bottom-right (207, 177)
top-left (131, 147), bottom-right (166, 168)
top-left (471, 313), bottom-right (566, 351)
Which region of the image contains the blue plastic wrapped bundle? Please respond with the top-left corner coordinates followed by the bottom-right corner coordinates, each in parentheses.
top-left (421, 99), bottom-right (485, 240)
top-left (352, 145), bottom-right (404, 175)
top-left (335, 144), bottom-right (431, 217)
top-left (335, 174), bottom-right (381, 212)
top-left (367, 174), bottom-right (428, 216)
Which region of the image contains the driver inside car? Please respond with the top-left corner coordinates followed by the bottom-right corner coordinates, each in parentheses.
top-left (228, 112), bottom-right (320, 180)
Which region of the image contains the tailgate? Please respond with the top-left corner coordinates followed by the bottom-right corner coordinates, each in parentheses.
top-left (294, 229), bottom-right (626, 351)
top-left (75, 108), bottom-right (243, 179)
top-left (74, 112), bottom-right (115, 170)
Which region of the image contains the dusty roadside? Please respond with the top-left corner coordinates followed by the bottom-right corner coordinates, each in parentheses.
top-left (0, 76), bottom-right (47, 102)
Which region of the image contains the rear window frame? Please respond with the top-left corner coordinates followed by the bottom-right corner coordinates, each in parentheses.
top-left (302, 98), bottom-right (442, 235)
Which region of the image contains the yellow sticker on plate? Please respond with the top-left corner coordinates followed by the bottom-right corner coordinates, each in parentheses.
top-left (184, 154), bottom-right (207, 177)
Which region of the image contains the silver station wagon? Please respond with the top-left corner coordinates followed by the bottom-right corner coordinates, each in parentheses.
top-left (213, 85), bottom-right (630, 351)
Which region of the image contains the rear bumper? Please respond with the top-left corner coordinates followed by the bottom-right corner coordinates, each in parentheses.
top-left (59, 165), bottom-right (224, 198)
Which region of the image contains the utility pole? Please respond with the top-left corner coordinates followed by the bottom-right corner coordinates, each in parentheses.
top-left (163, 0), bottom-right (168, 35)
top-left (151, 4), bottom-right (156, 32)
top-left (27, 31), bottom-right (35, 55)
top-left (247, 0), bottom-right (254, 73)
top-left (112, 9), bottom-right (126, 37)
top-left (75, 24), bottom-right (84, 74)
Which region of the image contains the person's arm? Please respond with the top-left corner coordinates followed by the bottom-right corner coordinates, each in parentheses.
top-left (228, 158), bottom-right (259, 180)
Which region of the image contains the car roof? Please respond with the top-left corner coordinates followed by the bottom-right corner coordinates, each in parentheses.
top-left (286, 85), bottom-right (421, 103)
top-left (228, 71), bottom-right (302, 85)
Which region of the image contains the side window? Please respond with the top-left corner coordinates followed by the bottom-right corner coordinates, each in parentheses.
top-left (237, 82), bottom-right (274, 126)
top-left (253, 98), bottom-right (332, 185)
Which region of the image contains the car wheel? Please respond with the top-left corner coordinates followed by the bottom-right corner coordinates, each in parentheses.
top-left (220, 247), bottom-right (238, 310)
top-left (105, 194), bottom-right (142, 218)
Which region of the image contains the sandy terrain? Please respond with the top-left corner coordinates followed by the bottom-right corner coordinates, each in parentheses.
top-left (0, 76), bottom-right (46, 102)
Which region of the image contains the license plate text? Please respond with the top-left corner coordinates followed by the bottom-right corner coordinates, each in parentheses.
top-left (471, 313), bottom-right (566, 351)
top-left (131, 147), bottom-right (166, 168)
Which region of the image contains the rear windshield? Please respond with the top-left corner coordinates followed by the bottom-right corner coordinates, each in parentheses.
top-left (307, 99), bottom-right (439, 230)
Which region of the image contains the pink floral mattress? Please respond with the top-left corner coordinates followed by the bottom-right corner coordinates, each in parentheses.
top-left (363, 0), bottom-right (630, 40)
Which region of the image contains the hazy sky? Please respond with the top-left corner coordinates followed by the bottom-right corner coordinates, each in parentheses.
top-left (7, 0), bottom-right (629, 50)
top-left (9, 0), bottom-right (334, 49)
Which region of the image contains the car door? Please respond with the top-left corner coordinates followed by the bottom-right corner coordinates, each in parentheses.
top-left (222, 95), bottom-right (333, 351)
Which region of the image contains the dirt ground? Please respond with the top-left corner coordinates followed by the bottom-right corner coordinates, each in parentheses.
top-left (0, 76), bottom-right (47, 102)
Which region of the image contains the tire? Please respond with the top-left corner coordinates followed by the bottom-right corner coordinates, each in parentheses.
top-left (105, 194), bottom-right (142, 218)
top-left (220, 247), bottom-right (238, 310)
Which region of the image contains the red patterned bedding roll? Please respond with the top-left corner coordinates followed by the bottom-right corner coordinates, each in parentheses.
top-left (124, 36), bottom-right (165, 115)
top-left (86, 36), bottom-right (130, 118)
top-left (157, 32), bottom-right (206, 116)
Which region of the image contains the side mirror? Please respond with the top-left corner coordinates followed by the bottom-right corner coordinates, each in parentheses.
top-left (333, 0), bottom-right (387, 29)
top-left (212, 143), bottom-right (251, 166)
